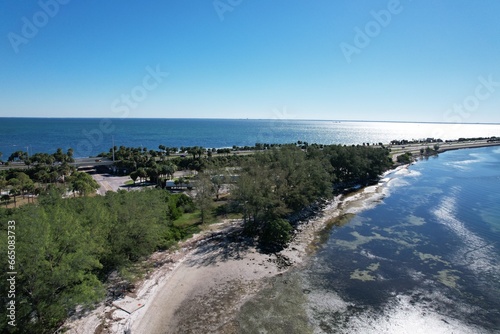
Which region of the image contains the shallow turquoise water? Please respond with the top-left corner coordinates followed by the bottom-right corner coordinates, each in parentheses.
top-left (304, 147), bottom-right (500, 333)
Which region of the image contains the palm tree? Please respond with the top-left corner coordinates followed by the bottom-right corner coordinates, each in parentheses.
top-left (147, 167), bottom-right (159, 185)
top-left (160, 163), bottom-right (176, 179)
top-left (130, 171), bottom-right (139, 185)
top-left (54, 148), bottom-right (65, 163)
top-left (137, 168), bottom-right (147, 184)
top-left (67, 148), bottom-right (75, 162)
top-left (58, 162), bottom-right (74, 183)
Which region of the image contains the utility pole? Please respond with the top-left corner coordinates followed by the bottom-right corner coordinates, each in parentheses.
top-left (112, 136), bottom-right (115, 162)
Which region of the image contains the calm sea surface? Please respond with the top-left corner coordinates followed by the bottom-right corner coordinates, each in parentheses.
top-left (237, 147), bottom-right (500, 333)
top-left (1, 118), bottom-right (500, 158)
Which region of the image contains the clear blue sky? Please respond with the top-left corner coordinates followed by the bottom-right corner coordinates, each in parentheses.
top-left (1, 0), bottom-right (499, 122)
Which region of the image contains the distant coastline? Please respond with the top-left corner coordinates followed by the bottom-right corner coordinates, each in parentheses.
top-left (2, 118), bottom-right (500, 159)
top-left (1, 116), bottom-right (500, 125)
top-left (388, 138), bottom-right (500, 163)
top-left (2, 137), bottom-right (500, 172)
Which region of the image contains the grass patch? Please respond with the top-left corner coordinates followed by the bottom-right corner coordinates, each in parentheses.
top-left (170, 212), bottom-right (203, 241)
top-left (171, 199), bottom-right (243, 241)
top-left (225, 212), bottom-right (243, 219)
top-left (173, 211), bottom-right (201, 227)
top-left (213, 199), bottom-right (243, 220)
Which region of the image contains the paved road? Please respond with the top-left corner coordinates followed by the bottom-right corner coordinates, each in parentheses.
top-left (71, 158), bottom-right (114, 168)
top-left (91, 174), bottom-right (133, 195)
top-left (390, 140), bottom-right (500, 162)
top-left (0, 157), bottom-right (114, 170)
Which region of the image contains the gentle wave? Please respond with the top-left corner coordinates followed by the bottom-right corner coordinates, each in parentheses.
top-left (432, 188), bottom-right (499, 280)
top-left (336, 293), bottom-right (488, 334)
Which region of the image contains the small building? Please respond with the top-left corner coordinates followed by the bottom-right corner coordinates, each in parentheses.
top-left (164, 180), bottom-right (192, 191)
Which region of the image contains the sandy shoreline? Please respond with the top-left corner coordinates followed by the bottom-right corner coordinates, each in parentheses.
top-left (65, 211), bottom-right (340, 333)
top-left (64, 164), bottom-right (401, 334)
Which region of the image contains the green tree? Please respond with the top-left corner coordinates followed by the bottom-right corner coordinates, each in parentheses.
top-left (69, 172), bottom-right (99, 197)
top-left (53, 148), bottom-right (66, 163)
top-left (160, 163), bottom-right (176, 179)
top-left (34, 170), bottom-right (50, 185)
top-left (16, 172), bottom-right (33, 199)
top-left (50, 170), bottom-right (59, 184)
top-left (102, 190), bottom-right (164, 266)
top-left (137, 167), bottom-right (148, 184)
top-left (8, 150), bottom-right (27, 162)
top-left (205, 162), bottom-right (229, 201)
top-left (130, 171), bottom-right (139, 184)
top-left (397, 152), bottom-right (413, 163)
top-left (235, 146), bottom-right (331, 229)
top-left (194, 172), bottom-right (215, 224)
top-left (147, 167), bottom-right (159, 185)
top-left (0, 177), bottom-right (7, 196)
top-left (1, 194), bottom-right (9, 207)
top-left (8, 178), bottom-right (21, 207)
top-left (260, 219), bottom-right (293, 247)
top-left (58, 162), bottom-right (74, 182)
top-left (0, 204), bottom-right (104, 333)
top-left (67, 148), bottom-right (74, 162)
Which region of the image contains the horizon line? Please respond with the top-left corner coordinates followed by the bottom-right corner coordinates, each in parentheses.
top-left (1, 116), bottom-right (500, 126)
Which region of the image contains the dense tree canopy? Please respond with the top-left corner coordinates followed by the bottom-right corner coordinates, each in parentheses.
top-left (0, 189), bottom-right (197, 333)
top-left (233, 144), bottom-right (392, 246)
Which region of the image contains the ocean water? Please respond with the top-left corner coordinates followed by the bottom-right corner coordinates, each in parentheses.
top-left (301, 146), bottom-right (500, 333)
top-left (1, 118), bottom-right (500, 158)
